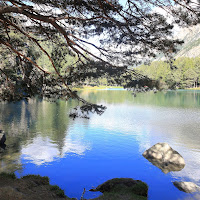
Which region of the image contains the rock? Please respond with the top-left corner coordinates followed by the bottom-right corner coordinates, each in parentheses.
top-left (173, 181), bottom-right (200, 193)
top-left (0, 133), bottom-right (6, 144)
top-left (0, 143), bottom-right (6, 151)
top-left (143, 143), bottom-right (185, 173)
top-left (90, 178), bottom-right (148, 199)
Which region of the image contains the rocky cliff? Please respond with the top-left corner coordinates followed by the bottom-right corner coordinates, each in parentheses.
top-left (174, 24), bottom-right (200, 58)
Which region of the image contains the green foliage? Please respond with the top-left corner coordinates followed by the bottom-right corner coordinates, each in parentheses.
top-left (1, 0), bottom-right (193, 103)
top-left (0, 0), bottom-right (199, 110)
top-left (138, 57), bottom-right (200, 89)
top-left (0, 172), bottom-right (16, 179)
top-left (92, 178), bottom-right (148, 200)
top-left (37, 36), bottom-right (78, 74)
top-left (131, 182), bottom-right (148, 197)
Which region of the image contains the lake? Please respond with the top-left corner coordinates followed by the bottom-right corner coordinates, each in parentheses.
top-left (0, 89), bottom-right (200, 200)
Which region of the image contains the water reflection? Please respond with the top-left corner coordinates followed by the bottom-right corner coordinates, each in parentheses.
top-left (0, 98), bottom-right (81, 171)
top-left (0, 90), bottom-right (200, 200)
top-left (22, 135), bottom-right (90, 165)
top-left (79, 89), bottom-right (200, 108)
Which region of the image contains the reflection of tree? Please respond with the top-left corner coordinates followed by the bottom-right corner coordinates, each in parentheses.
top-left (0, 100), bottom-right (38, 173)
top-left (79, 90), bottom-right (200, 109)
top-left (0, 98), bottom-right (78, 171)
top-left (0, 136), bottom-right (23, 173)
top-left (34, 100), bottom-right (78, 155)
top-left (0, 99), bottom-right (42, 135)
top-left (79, 90), bottom-right (133, 105)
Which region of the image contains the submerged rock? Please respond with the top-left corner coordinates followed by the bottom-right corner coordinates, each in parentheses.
top-left (0, 132), bottom-right (6, 144)
top-left (143, 143), bottom-right (185, 174)
top-left (90, 178), bottom-right (148, 199)
top-left (173, 181), bottom-right (200, 193)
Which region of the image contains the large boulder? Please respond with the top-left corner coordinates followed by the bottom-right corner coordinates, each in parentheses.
top-left (173, 181), bottom-right (200, 193)
top-left (90, 178), bottom-right (148, 199)
top-left (143, 143), bottom-right (185, 173)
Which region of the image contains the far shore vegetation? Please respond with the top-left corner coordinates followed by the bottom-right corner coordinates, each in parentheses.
top-left (137, 57), bottom-right (200, 90)
top-left (74, 57), bottom-right (200, 91)
top-left (1, 33), bottom-right (199, 91)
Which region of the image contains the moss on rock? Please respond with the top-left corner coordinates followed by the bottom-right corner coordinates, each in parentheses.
top-left (0, 173), bottom-right (148, 200)
top-left (90, 178), bottom-right (148, 200)
top-left (50, 185), bottom-right (66, 197)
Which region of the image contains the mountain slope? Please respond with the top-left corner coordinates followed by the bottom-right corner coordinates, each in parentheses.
top-left (174, 24), bottom-right (200, 58)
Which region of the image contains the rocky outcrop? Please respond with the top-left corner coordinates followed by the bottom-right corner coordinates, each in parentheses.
top-left (174, 24), bottom-right (200, 58)
top-left (143, 143), bottom-right (185, 173)
top-left (90, 178), bottom-right (148, 200)
top-left (173, 181), bottom-right (200, 193)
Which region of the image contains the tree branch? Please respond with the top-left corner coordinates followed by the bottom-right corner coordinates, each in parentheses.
top-left (0, 39), bottom-right (51, 74)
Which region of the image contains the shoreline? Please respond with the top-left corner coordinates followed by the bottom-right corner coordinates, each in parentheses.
top-left (73, 86), bottom-right (124, 90)
top-left (187, 87), bottom-right (200, 90)
top-left (0, 173), bottom-right (148, 200)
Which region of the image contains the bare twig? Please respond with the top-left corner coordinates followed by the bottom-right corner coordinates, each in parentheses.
top-left (80, 188), bottom-right (86, 200)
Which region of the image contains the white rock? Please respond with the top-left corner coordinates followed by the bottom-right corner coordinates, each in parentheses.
top-left (143, 143), bottom-right (185, 173)
top-left (173, 181), bottom-right (200, 193)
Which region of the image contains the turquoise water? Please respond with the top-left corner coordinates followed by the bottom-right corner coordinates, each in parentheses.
top-left (1, 90), bottom-right (200, 199)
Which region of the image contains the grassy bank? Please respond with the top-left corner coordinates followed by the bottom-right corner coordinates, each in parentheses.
top-left (0, 173), bottom-right (73, 200)
top-left (74, 86), bottom-right (123, 90)
top-left (187, 87), bottom-right (200, 90)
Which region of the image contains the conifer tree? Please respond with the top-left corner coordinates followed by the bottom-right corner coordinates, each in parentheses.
top-left (0, 0), bottom-right (199, 115)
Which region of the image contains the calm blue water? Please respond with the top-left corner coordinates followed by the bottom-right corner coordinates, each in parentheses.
top-left (1, 89), bottom-right (200, 199)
